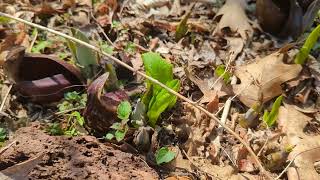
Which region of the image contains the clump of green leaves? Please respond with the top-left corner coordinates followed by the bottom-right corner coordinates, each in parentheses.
top-left (57, 91), bottom-right (87, 112)
top-left (105, 101), bottom-right (132, 142)
top-left (263, 95), bottom-right (283, 127)
top-left (47, 111), bottom-right (85, 137)
top-left (30, 28), bottom-right (52, 54)
top-left (124, 42), bottom-right (136, 54)
top-left (64, 111), bottom-right (85, 136)
top-left (155, 147), bottom-right (176, 165)
top-left (295, 24), bottom-right (320, 64)
top-left (141, 52), bottom-right (180, 127)
top-left (46, 123), bottom-right (64, 136)
top-left (215, 65), bottom-right (232, 83)
top-left (51, 91), bottom-right (87, 136)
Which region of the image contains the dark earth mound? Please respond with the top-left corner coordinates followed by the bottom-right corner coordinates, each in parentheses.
top-left (0, 123), bottom-right (158, 180)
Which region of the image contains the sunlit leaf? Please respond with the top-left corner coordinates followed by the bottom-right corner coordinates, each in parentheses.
top-left (155, 147), bottom-right (176, 165)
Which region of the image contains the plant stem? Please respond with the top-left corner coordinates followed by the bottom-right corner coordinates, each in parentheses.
top-left (295, 24), bottom-right (320, 64)
top-left (0, 12), bottom-right (270, 177)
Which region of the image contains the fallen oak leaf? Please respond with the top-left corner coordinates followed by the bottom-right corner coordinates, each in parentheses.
top-left (278, 104), bottom-right (320, 180)
top-left (213, 0), bottom-right (253, 40)
top-left (0, 153), bottom-right (44, 180)
top-left (232, 52), bottom-right (302, 107)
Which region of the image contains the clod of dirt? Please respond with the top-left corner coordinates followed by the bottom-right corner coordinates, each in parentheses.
top-left (0, 123), bottom-right (158, 180)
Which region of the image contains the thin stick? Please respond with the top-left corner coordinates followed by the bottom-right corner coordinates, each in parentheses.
top-left (275, 146), bottom-right (320, 180)
top-left (27, 28), bottom-right (38, 53)
top-left (0, 12), bottom-right (269, 176)
top-left (0, 84), bottom-right (13, 112)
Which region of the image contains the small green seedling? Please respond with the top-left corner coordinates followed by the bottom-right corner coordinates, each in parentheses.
top-left (141, 52), bottom-right (180, 127)
top-left (46, 123), bottom-right (64, 136)
top-left (175, 11), bottom-right (191, 41)
top-left (0, 128), bottom-right (7, 142)
top-left (155, 147), bottom-right (176, 165)
top-left (215, 65), bottom-right (232, 83)
top-left (57, 91), bottom-right (87, 112)
top-left (263, 95), bottom-right (283, 127)
top-left (124, 42), bottom-right (136, 54)
top-left (106, 101), bottom-right (132, 142)
top-left (64, 111), bottom-right (85, 136)
top-left (295, 24), bottom-right (320, 64)
top-left (100, 41), bottom-right (114, 55)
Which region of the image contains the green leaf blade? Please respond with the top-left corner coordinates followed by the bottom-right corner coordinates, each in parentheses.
top-left (155, 147), bottom-right (176, 165)
top-left (117, 101), bottom-right (132, 120)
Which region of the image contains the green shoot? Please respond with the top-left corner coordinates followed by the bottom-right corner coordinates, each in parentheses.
top-left (295, 24), bottom-right (320, 64)
top-left (175, 12), bottom-right (191, 41)
top-left (215, 65), bottom-right (232, 83)
top-left (141, 52), bottom-right (180, 127)
top-left (263, 95), bottom-right (283, 127)
top-left (106, 101), bottom-right (132, 142)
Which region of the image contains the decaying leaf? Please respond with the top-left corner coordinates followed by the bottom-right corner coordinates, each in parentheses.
top-left (185, 68), bottom-right (231, 104)
top-left (0, 153), bottom-right (44, 180)
top-left (3, 46), bottom-right (84, 103)
top-left (84, 73), bottom-right (128, 136)
top-left (233, 52), bottom-right (302, 107)
top-left (214, 0), bottom-right (253, 40)
top-left (278, 104), bottom-right (320, 180)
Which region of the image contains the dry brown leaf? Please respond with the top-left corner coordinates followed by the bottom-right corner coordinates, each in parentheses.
top-left (0, 153), bottom-right (44, 180)
top-left (185, 68), bottom-right (230, 103)
top-left (214, 0), bottom-right (253, 40)
top-left (225, 37), bottom-right (244, 61)
top-left (278, 104), bottom-right (320, 180)
top-left (232, 52), bottom-right (302, 107)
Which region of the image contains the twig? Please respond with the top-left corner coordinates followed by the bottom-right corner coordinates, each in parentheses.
top-left (181, 149), bottom-right (222, 180)
top-left (275, 146), bottom-right (320, 180)
top-left (0, 12), bottom-right (269, 177)
top-left (54, 107), bottom-right (85, 116)
top-left (211, 76), bottom-right (236, 161)
top-left (0, 84), bottom-right (13, 113)
top-left (90, 12), bottom-right (115, 47)
top-left (27, 28), bottom-right (38, 53)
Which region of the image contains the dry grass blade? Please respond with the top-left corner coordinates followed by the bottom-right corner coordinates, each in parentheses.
top-left (0, 12), bottom-right (270, 178)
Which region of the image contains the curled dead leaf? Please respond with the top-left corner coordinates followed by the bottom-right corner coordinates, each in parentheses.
top-left (214, 0), bottom-right (253, 40)
top-left (3, 46), bottom-right (84, 103)
top-left (232, 52), bottom-right (302, 107)
top-left (84, 73), bottom-right (128, 136)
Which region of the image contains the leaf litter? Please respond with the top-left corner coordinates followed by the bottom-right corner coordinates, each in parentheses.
top-left (0, 0), bottom-right (320, 179)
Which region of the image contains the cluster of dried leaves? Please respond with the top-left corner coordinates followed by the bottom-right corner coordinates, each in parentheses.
top-left (0, 0), bottom-right (320, 179)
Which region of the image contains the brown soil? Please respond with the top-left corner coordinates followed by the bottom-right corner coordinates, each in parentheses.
top-left (0, 123), bottom-right (159, 180)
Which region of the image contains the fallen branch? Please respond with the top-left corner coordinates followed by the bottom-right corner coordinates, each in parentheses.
top-left (0, 12), bottom-right (270, 177)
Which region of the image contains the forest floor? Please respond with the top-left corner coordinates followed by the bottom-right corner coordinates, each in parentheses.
top-left (0, 0), bottom-right (320, 179)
